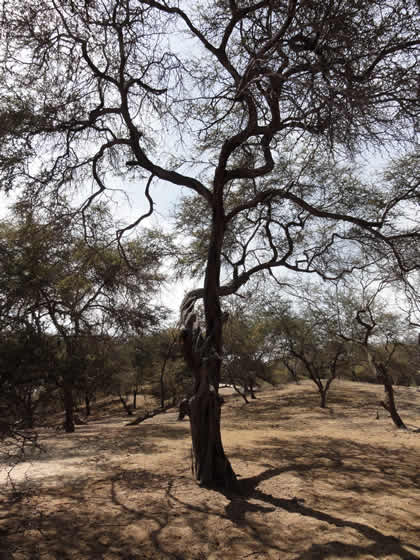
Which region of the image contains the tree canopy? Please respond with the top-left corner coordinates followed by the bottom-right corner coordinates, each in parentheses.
top-left (0, 200), bottom-right (167, 432)
top-left (1, 0), bottom-right (419, 487)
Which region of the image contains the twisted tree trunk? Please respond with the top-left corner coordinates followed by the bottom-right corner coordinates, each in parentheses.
top-left (177, 177), bottom-right (238, 488)
top-left (377, 363), bottom-right (406, 429)
top-left (366, 351), bottom-right (406, 429)
top-left (189, 364), bottom-right (236, 487)
top-left (180, 300), bottom-right (237, 487)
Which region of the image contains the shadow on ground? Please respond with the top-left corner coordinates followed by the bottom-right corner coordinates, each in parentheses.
top-left (1, 382), bottom-right (420, 559)
top-left (21, 422), bottom-right (190, 467)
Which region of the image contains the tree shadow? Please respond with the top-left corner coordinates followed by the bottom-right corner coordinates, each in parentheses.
top-left (2, 382), bottom-right (419, 559)
top-left (229, 435), bottom-right (420, 496)
top-left (1, 467), bottom-right (182, 560)
top-left (219, 467), bottom-right (420, 560)
top-left (2, 448), bottom-right (420, 560)
top-left (162, 474), bottom-right (291, 556)
top-left (28, 422), bottom-right (189, 466)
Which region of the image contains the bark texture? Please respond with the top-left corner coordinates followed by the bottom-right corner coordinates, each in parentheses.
top-left (180, 295), bottom-right (237, 489)
top-left (189, 366), bottom-right (236, 487)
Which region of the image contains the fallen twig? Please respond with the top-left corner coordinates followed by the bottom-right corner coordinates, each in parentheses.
top-left (126, 403), bottom-right (174, 426)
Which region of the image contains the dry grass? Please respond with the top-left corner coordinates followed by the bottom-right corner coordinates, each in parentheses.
top-left (1, 380), bottom-right (420, 560)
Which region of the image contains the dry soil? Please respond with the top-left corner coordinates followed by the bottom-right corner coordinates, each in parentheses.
top-left (1, 380), bottom-right (420, 560)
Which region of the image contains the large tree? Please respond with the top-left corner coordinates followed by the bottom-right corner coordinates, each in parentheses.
top-left (1, 0), bottom-right (419, 486)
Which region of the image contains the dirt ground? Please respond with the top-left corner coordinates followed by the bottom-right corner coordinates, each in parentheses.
top-left (1, 380), bottom-right (420, 560)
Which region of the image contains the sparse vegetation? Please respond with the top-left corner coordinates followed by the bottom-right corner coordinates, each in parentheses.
top-left (1, 381), bottom-right (420, 560)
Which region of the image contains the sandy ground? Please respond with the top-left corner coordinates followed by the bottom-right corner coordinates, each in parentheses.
top-left (1, 380), bottom-right (420, 560)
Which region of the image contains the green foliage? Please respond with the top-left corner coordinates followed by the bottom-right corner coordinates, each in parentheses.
top-left (221, 299), bottom-right (279, 397)
top-left (0, 200), bottom-right (168, 428)
top-left (0, 327), bottom-right (59, 428)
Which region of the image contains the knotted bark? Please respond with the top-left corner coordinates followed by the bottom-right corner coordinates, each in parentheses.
top-left (179, 295), bottom-right (237, 489)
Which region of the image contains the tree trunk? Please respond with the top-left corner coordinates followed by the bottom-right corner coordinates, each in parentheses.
top-left (189, 364), bottom-right (237, 488)
top-left (128, 402), bottom-right (173, 425)
top-left (248, 379), bottom-right (257, 400)
top-left (239, 388), bottom-right (249, 404)
top-left (133, 389), bottom-right (137, 410)
top-left (320, 388), bottom-right (327, 408)
top-left (159, 352), bottom-right (169, 408)
top-left (63, 380), bottom-right (75, 433)
top-left (159, 373), bottom-right (165, 409)
top-left (22, 409), bottom-right (34, 429)
top-left (237, 386), bottom-right (249, 404)
top-left (22, 392), bottom-right (35, 429)
top-left (85, 393), bottom-right (91, 417)
top-left (366, 351), bottom-right (407, 430)
top-left (284, 360), bottom-right (299, 384)
top-left (119, 394), bottom-right (133, 416)
top-left (310, 373), bottom-right (328, 408)
top-left (179, 191), bottom-right (237, 489)
top-left (378, 363), bottom-right (406, 429)
top-left (185, 354), bottom-right (237, 488)
top-left (230, 376), bottom-right (249, 404)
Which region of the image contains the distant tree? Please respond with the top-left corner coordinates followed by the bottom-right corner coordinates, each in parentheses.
top-left (332, 274), bottom-right (414, 429)
top-left (73, 334), bottom-right (109, 417)
top-left (269, 300), bottom-right (346, 408)
top-left (222, 300), bottom-right (276, 403)
top-left (0, 201), bottom-right (166, 431)
top-left (0, 327), bottom-right (58, 429)
top-left (107, 341), bottom-right (139, 416)
top-left (150, 328), bottom-right (184, 408)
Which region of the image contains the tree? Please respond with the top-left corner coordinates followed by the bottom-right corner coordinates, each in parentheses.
top-left (222, 299), bottom-right (276, 403)
top-left (0, 328), bottom-right (59, 429)
top-left (1, 0), bottom-right (419, 486)
top-left (264, 293), bottom-right (346, 408)
top-left (0, 201), bottom-right (166, 431)
top-left (0, 216), bottom-right (60, 434)
top-left (107, 339), bottom-right (140, 416)
top-left (73, 334), bottom-right (114, 417)
top-left (332, 274), bottom-right (413, 429)
top-left (146, 328), bottom-right (184, 409)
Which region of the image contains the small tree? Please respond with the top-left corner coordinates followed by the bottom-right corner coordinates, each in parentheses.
top-left (152, 328), bottom-right (184, 408)
top-left (273, 305), bottom-right (345, 408)
top-left (332, 275), bottom-right (413, 429)
top-left (222, 300), bottom-right (276, 403)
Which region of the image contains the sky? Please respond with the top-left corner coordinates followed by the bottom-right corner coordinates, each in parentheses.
top-left (0, 148), bottom-right (413, 316)
top-left (0, 173), bottom-right (199, 317)
top-left (0, 1), bottom-right (416, 320)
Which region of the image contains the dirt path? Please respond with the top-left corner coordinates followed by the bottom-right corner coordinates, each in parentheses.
top-left (1, 381), bottom-right (420, 559)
